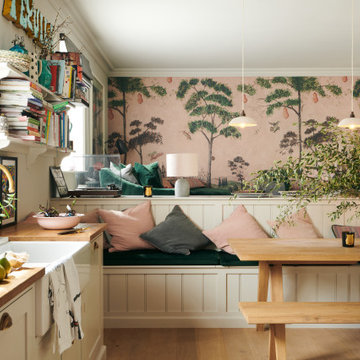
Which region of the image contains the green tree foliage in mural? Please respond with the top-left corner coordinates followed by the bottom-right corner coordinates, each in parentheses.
top-left (108, 77), bottom-right (166, 162)
top-left (228, 156), bottom-right (249, 190)
top-left (256, 77), bottom-right (342, 159)
top-left (128, 117), bottom-right (165, 164)
top-left (176, 78), bottom-right (241, 187)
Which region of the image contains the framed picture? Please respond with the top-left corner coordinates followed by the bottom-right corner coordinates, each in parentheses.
top-left (0, 156), bottom-right (17, 227)
top-left (50, 166), bottom-right (68, 197)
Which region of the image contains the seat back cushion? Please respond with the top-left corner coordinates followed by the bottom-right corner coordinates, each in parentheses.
top-left (268, 208), bottom-right (321, 238)
top-left (98, 201), bottom-right (156, 252)
top-left (203, 205), bottom-right (268, 254)
top-left (332, 224), bottom-right (360, 238)
top-left (140, 205), bottom-right (209, 255)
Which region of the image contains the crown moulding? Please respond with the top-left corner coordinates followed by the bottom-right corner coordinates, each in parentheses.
top-left (109, 67), bottom-right (360, 78)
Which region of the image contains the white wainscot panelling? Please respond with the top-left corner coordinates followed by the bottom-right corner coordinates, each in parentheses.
top-left (51, 197), bottom-right (360, 328)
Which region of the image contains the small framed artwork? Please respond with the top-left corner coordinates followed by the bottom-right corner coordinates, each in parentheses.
top-left (0, 156), bottom-right (17, 227)
top-left (50, 166), bottom-right (68, 197)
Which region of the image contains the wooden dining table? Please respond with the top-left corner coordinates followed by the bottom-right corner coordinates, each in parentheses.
top-left (228, 238), bottom-right (360, 331)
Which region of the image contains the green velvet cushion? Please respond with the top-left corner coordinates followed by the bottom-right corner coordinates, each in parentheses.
top-left (190, 187), bottom-right (231, 195)
top-left (140, 205), bottom-right (209, 255)
top-left (218, 252), bottom-right (258, 266)
top-left (133, 162), bottom-right (163, 188)
top-left (103, 249), bottom-right (220, 266)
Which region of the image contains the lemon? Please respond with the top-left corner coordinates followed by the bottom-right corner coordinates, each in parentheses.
top-left (0, 257), bottom-right (11, 277)
top-left (0, 264), bottom-right (5, 281)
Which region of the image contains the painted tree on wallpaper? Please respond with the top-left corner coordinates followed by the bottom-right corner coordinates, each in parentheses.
top-left (256, 77), bottom-right (342, 159)
top-left (176, 78), bottom-right (242, 186)
top-left (228, 156), bottom-right (249, 190)
top-left (128, 117), bottom-right (165, 164)
top-left (108, 77), bottom-right (166, 162)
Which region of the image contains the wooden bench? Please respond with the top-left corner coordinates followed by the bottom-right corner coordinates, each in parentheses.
top-left (239, 302), bottom-right (360, 360)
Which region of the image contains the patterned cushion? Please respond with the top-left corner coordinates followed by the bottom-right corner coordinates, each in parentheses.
top-left (332, 225), bottom-right (360, 238)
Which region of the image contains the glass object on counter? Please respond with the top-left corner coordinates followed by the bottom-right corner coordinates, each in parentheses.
top-left (61, 154), bottom-right (121, 190)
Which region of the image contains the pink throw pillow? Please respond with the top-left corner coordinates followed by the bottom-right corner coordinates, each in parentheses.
top-left (268, 208), bottom-right (321, 238)
top-left (98, 201), bottom-right (156, 252)
top-left (203, 205), bottom-right (269, 254)
top-left (79, 209), bottom-right (99, 223)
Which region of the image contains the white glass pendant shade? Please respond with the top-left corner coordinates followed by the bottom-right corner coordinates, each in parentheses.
top-left (338, 112), bottom-right (360, 129)
top-left (229, 110), bottom-right (257, 128)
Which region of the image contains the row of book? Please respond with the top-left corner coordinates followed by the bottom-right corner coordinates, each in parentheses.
top-left (46, 52), bottom-right (91, 105)
top-left (0, 78), bottom-right (70, 148)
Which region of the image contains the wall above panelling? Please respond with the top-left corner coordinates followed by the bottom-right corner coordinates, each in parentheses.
top-left (108, 75), bottom-right (355, 188)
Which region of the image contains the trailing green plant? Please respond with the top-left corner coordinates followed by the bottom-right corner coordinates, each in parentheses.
top-left (249, 120), bottom-right (360, 224)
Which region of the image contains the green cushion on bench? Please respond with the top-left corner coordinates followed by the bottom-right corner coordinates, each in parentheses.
top-left (103, 249), bottom-right (220, 266)
top-left (218, 252), bottom-right (258, 266)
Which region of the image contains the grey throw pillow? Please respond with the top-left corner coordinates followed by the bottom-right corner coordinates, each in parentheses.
top-left (110, 162), bottom-right (139, 184)
top-left (140, 205), bottom-right (209, 255)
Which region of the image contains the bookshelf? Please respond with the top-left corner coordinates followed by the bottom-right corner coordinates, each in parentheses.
top-left (0, 62), bottom-right (73, 166)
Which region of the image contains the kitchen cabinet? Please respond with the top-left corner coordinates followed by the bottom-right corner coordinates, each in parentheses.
top-left (0, 287), bottom-right (35, 360)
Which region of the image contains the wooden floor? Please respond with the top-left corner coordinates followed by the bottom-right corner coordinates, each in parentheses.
top-left (105, 328), bottom-right (360, 360)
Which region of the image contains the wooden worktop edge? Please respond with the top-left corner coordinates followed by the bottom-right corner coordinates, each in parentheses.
top-left (0, 267), bottom-right (45, 308)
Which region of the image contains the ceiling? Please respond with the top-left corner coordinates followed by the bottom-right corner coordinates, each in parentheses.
top-left (72, 0), bottom-right (360, 75)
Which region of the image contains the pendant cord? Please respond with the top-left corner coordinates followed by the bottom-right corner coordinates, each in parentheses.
top-left (351, 0), bottom-right (354, 113)
top-left (241, 0), bottom-right (245, 113)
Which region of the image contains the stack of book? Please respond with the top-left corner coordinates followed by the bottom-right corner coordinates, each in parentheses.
top-left (0, 78), bottom-right (70, 148)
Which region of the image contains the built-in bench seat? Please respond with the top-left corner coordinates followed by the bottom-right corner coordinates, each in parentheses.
top-left (103, 249), bottom-right (259, 266)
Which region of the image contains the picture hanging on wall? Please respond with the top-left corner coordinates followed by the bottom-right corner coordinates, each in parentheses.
top-left (49, 166), bottom-right (68, 197)
top-left (0, 156), bottom-right (17, 227)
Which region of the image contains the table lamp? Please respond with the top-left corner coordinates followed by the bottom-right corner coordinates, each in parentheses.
top-left (166, 153), bottom-right (198, 197)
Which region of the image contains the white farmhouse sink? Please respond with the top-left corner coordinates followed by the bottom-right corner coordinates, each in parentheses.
top-left (0, 240), bottom-right (90, 337)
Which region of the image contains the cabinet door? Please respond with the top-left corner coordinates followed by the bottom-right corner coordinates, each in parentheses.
top-left (81, 234), bottom-right (103, 360)
top-left (0, 287), bottom-right (35, 360)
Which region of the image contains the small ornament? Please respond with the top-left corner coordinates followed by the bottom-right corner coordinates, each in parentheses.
top-left (342, 76), bottom-right (348, 82)
top-left (167, 77), bottom-right (172, 83)
top-left (0, 114), bottom-right (9, 134)
top-left (243, 94), bottom-right (248, 103)
top-left (9, 35), bottom-right (28, 54)
top-left (28, 52), bottom-right (39, 82)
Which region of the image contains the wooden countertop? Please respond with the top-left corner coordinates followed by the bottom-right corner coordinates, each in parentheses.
top-left (0, 267), bottom-right (45, 308)
top-left (0, 223), bottom-right (107, 242)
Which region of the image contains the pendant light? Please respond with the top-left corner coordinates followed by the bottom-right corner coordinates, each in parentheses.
top-left (338, 0), bottom-right (360, 129)
top-left (229, 0), bottom-right (257, 128)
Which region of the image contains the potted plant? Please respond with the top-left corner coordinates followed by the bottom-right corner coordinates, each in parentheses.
top-left (249, 120), bottom-right (360, 224)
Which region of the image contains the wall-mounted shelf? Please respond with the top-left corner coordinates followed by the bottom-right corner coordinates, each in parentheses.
top-left (0, 135), bottom-right (71, 167)
top-left (0, 62), bottom-right (63, 102)
top-left (0, 62), bottom-right (72, 166)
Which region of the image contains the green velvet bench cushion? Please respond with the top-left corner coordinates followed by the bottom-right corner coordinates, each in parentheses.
top-left (218, 252), bottom-right (259, 266)
top-left (103, 249), bottom-right (260, 266)
top-left (103, 249), bottom-right (220, 266)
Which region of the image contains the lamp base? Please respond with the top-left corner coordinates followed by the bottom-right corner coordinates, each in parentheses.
top-left (174, 178), bottom-right (190, 197)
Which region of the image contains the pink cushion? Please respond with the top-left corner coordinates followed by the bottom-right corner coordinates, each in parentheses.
top-left (98, 201), bottom-right (156, 252)
top-left (203, 205), bottom-right (269, 254)
top-left (79, 209), bottom-right (99, 223)
top-left (268, 208), bottom-right (321, 238)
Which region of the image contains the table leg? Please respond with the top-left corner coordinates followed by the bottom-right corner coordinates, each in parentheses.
top-left (270, 264), bottom-right (284, 302)
top-left (256, 261), bottom-right (270, 332)
top-left (269, 324), bottom-right (286, 360)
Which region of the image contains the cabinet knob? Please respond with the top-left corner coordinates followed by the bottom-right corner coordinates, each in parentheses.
top-left (0, 312), bottom-right (13, 331)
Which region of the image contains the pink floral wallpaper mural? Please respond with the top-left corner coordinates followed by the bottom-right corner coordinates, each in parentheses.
top-left (108, 76), bottom-right (358, 188)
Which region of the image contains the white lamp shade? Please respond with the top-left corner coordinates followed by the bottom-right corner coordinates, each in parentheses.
top-left (338, 116), bottom-right (360, 129)
top-left (166, 153), bottom-right (198, 177)
top-left (229, 115), bottom-right (257, 128)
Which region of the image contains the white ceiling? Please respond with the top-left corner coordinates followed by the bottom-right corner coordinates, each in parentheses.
top-left (72, 0), bottom-right (360, 75)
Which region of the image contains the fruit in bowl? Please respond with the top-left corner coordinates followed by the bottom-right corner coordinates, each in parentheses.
top-left (33, 202), bottom-right (83, 230)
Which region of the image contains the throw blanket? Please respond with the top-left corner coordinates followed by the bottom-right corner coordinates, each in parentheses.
top-left (49, 258), bottom-right (83, 354)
